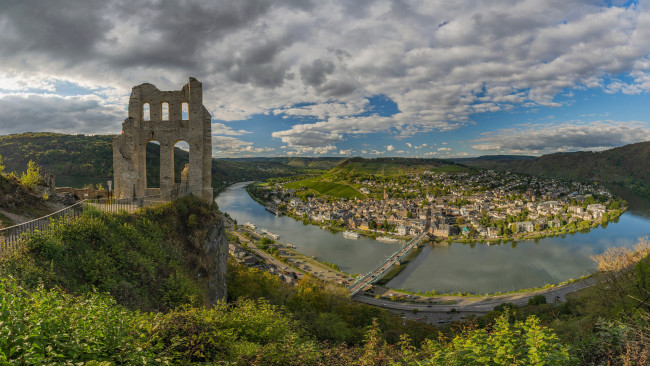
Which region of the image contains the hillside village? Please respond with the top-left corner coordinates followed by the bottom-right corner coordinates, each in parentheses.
top-left (254, 170), bottom-right (625, 240)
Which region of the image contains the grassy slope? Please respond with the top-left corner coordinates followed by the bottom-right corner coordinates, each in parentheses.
top-left (0, 173), bottom-right (51, 225)
top-left (0, 195), bottom-right (220, 312)
top-left (282, 157), bottom-right (475, 200)
top-left (285, 177), bottom-right (365, 200)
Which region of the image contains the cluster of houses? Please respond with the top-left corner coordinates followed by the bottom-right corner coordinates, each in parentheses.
top-left (264, 170), bottom-right (619, 240)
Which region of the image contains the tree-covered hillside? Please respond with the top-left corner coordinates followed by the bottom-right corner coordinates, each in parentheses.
top-left (332, 157), bottom-right (476, 176)
top-left (224, 157), bottom-right (346, 170)
top-left (459, 142), bottom-right (650, 198)
top-left (0, 133), bottom-right (305, 192)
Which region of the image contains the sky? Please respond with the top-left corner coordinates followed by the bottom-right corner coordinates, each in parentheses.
top-left (1, 0), bottom-right (650, 158)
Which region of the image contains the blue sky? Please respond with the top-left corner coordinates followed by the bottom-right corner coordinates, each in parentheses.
top-left (1, 0), bottom-right (649, 158)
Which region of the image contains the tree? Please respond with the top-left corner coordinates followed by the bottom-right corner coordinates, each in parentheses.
top-left (20, 160), bottom-right (42, 189)
top-left (0, 153), bottom-right (4, 174)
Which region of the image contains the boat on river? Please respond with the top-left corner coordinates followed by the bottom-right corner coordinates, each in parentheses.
top-left (244, 222), bottom-right (256, 230)
top-left (376, 236), bottom-right (400, 243)
top-left (261, 229), bottom-right (280, 240)
top-left (343, 231), bottom-right (360, 239)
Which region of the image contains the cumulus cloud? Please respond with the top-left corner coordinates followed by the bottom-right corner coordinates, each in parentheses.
top-left (286, 144), bottom-right (337, 155)
top-left (471, 121), bottom-right (650, 154)
top-left (437, 147), bottom-right (452, 152)
top-left (212, 123), bottom-right (251, 136)
top-left (212, 136), bottom-right (274, 155)
top-left (0, 93), bottom-right (123, 134)
top-left (386, 145), bottom-right (395, 151)
top-left (1, 0), bottom-right (650, 152)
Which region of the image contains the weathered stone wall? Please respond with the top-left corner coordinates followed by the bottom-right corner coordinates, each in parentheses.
top-left (113, 77), bottom-right (213, 202)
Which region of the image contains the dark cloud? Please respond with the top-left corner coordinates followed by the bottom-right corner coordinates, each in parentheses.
top-left (0, 0), bottom-right (111, 61)
top-left (300, 59), bottom-right (357, 96)
top-left (0, 93), bottom-right (122, 135)
top-left (300, 59), bottom-right (335, 87)
top-left (0, 0), bottom-right (649, 154)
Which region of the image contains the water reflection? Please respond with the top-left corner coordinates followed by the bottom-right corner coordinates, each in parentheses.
top-left (386, 189), bottom-right (650, 294)
top-left (217, 182), bottom-right (650, 294)
top-left (216, 182), bottom-right (397, 275)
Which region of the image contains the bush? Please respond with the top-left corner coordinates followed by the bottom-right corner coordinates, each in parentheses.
top-left (0, 196), bottom-right (219, 312)
top-left (20, 160), bottom-right (42, 189)
top-left (528, 294), bottom-right (548, 306)
top-left (0, 278), bottom-right (157, 364)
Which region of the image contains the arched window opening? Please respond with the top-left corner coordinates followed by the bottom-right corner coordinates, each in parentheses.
top-left (173, 140), bottom-right (190, 184)
top-left (145, 140), bottom-right (160, 188)
top-left (143, 103), bottom-right (151, 121)
top-left (162, 102), bottom-right (169, 121)
top-left (182, 102), bottom-right (189, 120)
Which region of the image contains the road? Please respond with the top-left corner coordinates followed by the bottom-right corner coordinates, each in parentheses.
top-left (353, 275), bottom-right (597, 319)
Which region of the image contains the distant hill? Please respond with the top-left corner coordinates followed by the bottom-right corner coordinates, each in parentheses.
top-left (451, 155), bottom-right (536, 165)
top-left (223, 157), bottom-right (345, 170)
top-left (459, 142), bottom-right (650, 198)
top-left (330, 157), bottom-right (476, 176)
top-left (0, 133), bottom-right (303, 193)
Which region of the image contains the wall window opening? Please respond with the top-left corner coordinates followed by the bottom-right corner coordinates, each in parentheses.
top-left (173, 140), bottom-right (190, 184)
top-left (143, 103), bottom-right (151, 121)
top-left (182, 102), bottom-right (189, 120)
top-left (162, 102), bottom-right (169, 120)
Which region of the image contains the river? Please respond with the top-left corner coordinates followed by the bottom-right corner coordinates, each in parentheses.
top-left (216, 182), bottom-right (650, 294)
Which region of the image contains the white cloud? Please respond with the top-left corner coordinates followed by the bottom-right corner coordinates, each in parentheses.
top-left (471, 121), bottom-right (650, 154)
top-left (386, 145), bottom-right (395, 151)
top-left (1, 0), bottom-right (650, 150)
top-left (212, 136), bottom-right (274, 155)
top-left (212, 122), bottom-right (251, 136)
top-left (437, 147), bottom-right (452, 152)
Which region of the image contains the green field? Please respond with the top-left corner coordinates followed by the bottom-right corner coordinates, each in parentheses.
top-left (285, 178), bottom-right (364, 199)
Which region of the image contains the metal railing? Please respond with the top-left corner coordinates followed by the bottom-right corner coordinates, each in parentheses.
top-left (0, 194), bottom-right (165, 255)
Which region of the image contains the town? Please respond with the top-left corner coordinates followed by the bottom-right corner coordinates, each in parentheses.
top-left (250, 170), bottom-right (626, 241)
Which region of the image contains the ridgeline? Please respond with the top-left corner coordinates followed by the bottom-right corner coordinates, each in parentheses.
top-left (455, 141), bottom-right (650, 198)
top-left (0, 133), bottom-right (309, 193)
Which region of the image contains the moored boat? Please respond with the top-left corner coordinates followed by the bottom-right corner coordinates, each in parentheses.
top-left (261, 228), bottom-right (280, 240)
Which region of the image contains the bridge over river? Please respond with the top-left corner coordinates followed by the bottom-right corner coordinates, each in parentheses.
top-left (347, 232), bottom-right (428, 296)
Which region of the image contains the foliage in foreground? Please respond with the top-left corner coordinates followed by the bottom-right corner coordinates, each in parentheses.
top-left (2, 195), bottom-right (648, 364)
top-left (0, 195), bottom-right (220, 312)
top-left (0, 275), bottom-right (576, 365)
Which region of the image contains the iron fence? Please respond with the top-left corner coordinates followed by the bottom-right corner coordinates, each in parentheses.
top-left (0, 195), bottom-right (166, 255)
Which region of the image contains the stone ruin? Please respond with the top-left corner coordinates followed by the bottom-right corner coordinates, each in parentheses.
top-left (113, 77), bottom-right (213, 202)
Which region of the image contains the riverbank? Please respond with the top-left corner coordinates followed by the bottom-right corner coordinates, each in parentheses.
top-left (218, 181), bottom-right (650, 297)
top-left (247, 181), bottom-right (628, 245)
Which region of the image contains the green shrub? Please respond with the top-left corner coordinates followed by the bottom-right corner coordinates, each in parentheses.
top-left (20, 160), bottom-right (42, 189)
top-left (0, 196), bottom-right (218, 312)
top-left (528, 294), bottom-right (548, 306)
top-left (0, 277), bottom-right (158, 364)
